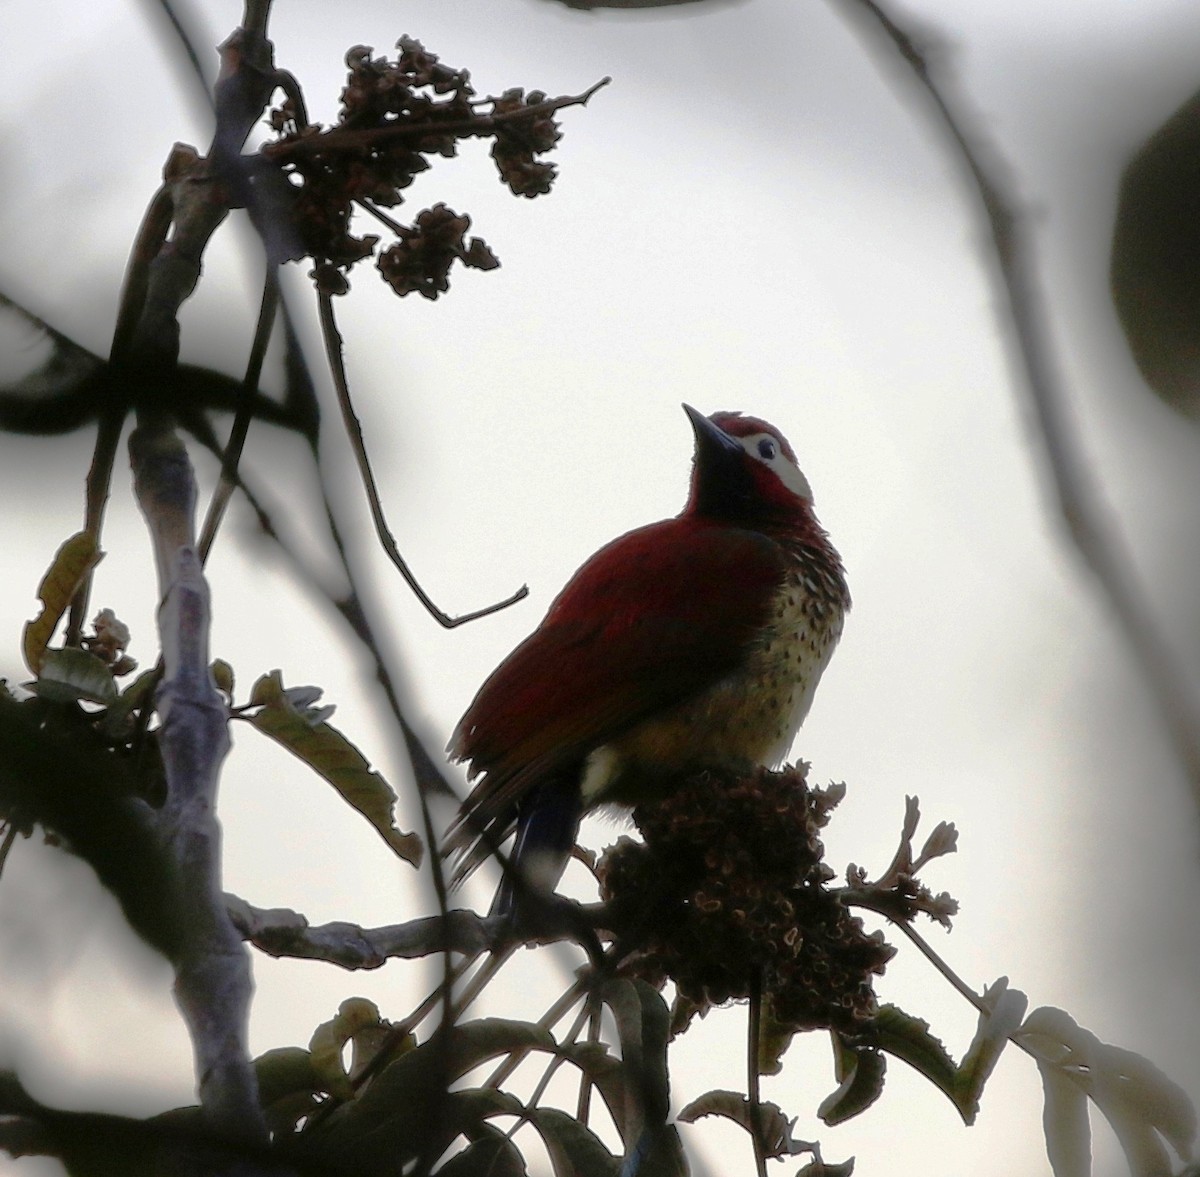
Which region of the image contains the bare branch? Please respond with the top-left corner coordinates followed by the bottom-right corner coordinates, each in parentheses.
top-left (315, 288), bottom-right (530, 627)
top-left (225, 894), bottom-right (496, 967)
top-left (130, 428), bottom-right (263, 1147)
top-left (836, 0), bottom-right (1200, 803)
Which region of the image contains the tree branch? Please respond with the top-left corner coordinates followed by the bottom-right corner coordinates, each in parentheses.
top-left (836, 0), bottom-right (1200, 804)
top-left (225, 895), bottom-right (496, 967)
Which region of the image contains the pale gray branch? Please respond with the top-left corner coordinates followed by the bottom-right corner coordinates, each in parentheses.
top-left (225, 894), bottom-right (496, 968)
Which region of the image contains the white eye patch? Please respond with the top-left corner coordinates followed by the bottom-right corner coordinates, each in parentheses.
top-left (739, 433), bottom-right (813, 501)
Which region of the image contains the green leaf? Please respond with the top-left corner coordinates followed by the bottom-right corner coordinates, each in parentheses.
top-left (529, 1107), bottom-right (621, 1177)
top-left (758, 995), bottom-right (799, 1076)
top-left (246, 670), bottom-right (422, 865)
top-left (308, 997), bottom-right (394, 1101)
top-left (22, 532), bottom-right (102, 674)
top-left (439, 1124), bottom-right (529, 1177)
top-left (325, 1017), bottom-right (555, 1142)
top-left (253, 1045), bottom-right (323, 1137)
top-left (600, 979), bottom-right (672, 1147)
top-left (870, 1004), bottom-right (965, 1120)
top-left (211, 659), bottom-right (234, 699)
top-left (678, 1089), bottom-right (811, 1159)
top-left (819, 1034), bottom-right (887, 1126)
top-left (956, 978), bottom-right (1028, 1124)
top-left (320, 1078), bottom-right (521, 1170)
top-left (254, 1045), bottom-right (321, 1106)
top-left (32, 647), bottom-right (118, 705)
top-left (558, 1040), bottom-right (627, 1134)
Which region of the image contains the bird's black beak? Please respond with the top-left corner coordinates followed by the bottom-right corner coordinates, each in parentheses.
top-left (683, 403), bottom-right (755, 520)
top-left (683, 403), bottom-right (742, 461)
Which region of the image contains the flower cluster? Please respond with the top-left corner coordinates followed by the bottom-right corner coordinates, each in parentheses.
top-left (262, 37), bottom-right (576, 295)
top-left (377, 204), bottom-right (498, 300)
top-left (598, 766), bottom-right (895, 1036)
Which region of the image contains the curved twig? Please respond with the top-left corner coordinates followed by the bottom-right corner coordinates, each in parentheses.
top-left (836, 0), bottom-right (1200, 803)
top-left (315, 287), bottom-right (529, 627)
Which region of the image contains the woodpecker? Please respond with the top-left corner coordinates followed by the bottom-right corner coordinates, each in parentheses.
top-left (446, 405), bottom-right (849, 914)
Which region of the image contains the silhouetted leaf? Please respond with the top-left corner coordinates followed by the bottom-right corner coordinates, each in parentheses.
top-left (1112, 87), bottom-right (1200, 417)
top-left (246, 670), bottom-right (422, 865)
top-left (870, 1004), bottom-right (965, 1120)
top-left (439, 1124), bottom-right (529, 1176)
top-left (530, 1107), bottom-right (620, 1177)
top-left (819, 1035), bottom-right (887, 1126)
top-left (558, 1040), bottom-right (627, 1134)
top-left (679, 1089), bottom-right (814, 1159)
top-left (601, 979), bottom-right (671, 1147)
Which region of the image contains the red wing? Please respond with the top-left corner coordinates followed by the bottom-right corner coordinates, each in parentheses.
top-left (450, 517), bottom-right (788, 825)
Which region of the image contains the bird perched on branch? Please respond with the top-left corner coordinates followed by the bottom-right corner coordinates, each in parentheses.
top-left (446, 404), bottom-right (849, 917)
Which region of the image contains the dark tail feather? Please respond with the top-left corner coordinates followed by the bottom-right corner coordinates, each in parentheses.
top-left (491, 780), bottom-right (583, 919)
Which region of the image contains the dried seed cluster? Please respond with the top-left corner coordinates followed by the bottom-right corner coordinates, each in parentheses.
top-left (263, 37), bottom-right (568, 296)
top-left (598, 766), bottom-right (895, 1035)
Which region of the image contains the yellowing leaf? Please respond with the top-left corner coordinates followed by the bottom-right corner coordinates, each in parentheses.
top-left (246, 670), bottom-right (423, 866)
top-left (22, 532), bottom-right (102, 673)
top-left (309, 998), bottom-right (392, 1102)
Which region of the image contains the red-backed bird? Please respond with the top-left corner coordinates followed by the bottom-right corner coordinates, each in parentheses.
top-left (446, 405), bottom-right (849, 914)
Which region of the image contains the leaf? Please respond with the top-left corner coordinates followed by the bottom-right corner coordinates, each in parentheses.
top-left (1111, 86), bottom-right (1200, 417)
top-left (325, 1017), bottom-right (555, 1143)
top-left (757, 996), bottom-right (799, 1076)
top-left (819, 1034), bottom-right (887, 1126)
top-left (32, 648), bottom-right (117, 705)
top-left (1035, 1049), bottom-right (1092, 1177)
top-left (600, 979), bottom-right (671, 1146)
top-left (796, 1158), bottom-right (856, 1177)
top-left (302, 1018), bottom-right (587, 1172)
top-left (956, 978), bottom-right (1028, 1124)
top-left (439, 1125), bottom-right (529, 1177)
top-left (22, 532), bottom-right (102, 673)
top-left (254, 1045), bottom-right (321, 1106)
top-left (246, 670), bottom-right (422, 865)
top-left (870, 1005), bottom-right (964, 1120)
top-left (211, 659), bottom-right (234, 699)
top-left (558, 1040), bottom-right (627, 1133)
top-left (678, 1089), bottom-right (814, 1159)
top-left (1019, 1006), bottom-right (1197, 1177)
top-left (308, 997), bottom-right (393, 1101)
top-left (528, 1106), bottom-right (620, 1177)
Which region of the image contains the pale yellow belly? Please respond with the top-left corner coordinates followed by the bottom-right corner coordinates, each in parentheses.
top-left (581, 578), bottom-right (844, 807)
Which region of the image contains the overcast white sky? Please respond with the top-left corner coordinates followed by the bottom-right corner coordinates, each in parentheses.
top-left (3, 1), bottom-right (1200, 1175)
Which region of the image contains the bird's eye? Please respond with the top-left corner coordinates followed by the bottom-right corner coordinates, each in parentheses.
top-left (757, 438), bottom-right (777, 460)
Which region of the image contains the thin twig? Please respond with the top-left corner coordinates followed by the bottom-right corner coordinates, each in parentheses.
top-left (315, 288), bottom-right (529, 628)
top-left (836, 0), bottom-right (1200, 803)
top-left (505, 998), bottom-right (595, 1142)
top-left (483, 974), bottom-right (591, 1092)
top-left (66, 185), bottom-right (175, 646)
top-left (576, 997), bottom-right (602, 1123)
top-left (0, 823), bottom-right (19, 881)
top-left (198, 271), bottom-right (279, 562)
top-left (265, 77), bottom-right (611, 162)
